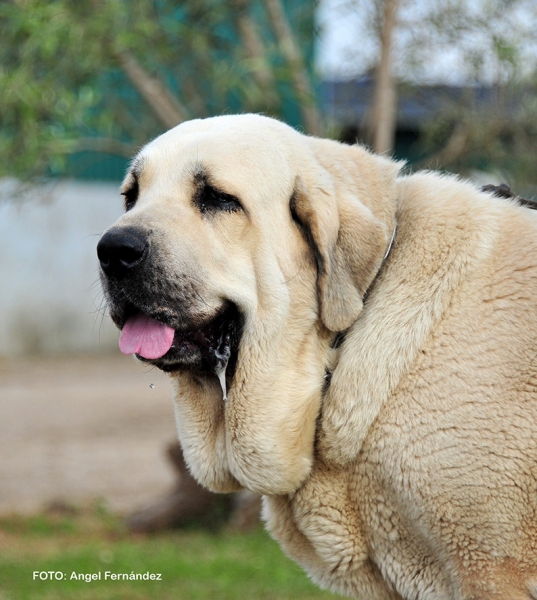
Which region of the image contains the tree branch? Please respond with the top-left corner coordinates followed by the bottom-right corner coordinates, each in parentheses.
top-left (114, 50), bottom-right (188, 129)
top-left (262, 0), bottom-right (323, 135)
top-left (88, 0), bottom-right (187, 130)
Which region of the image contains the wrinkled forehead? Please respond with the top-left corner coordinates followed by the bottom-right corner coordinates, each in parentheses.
top-left (126, 116), bottom-right (298, 197)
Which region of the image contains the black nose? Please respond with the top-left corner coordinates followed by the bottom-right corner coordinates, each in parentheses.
top-left (97, 227), bottom-right (148, 278)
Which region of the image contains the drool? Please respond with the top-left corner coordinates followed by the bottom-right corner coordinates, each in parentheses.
top-left (209, 330), bottom-right (232, 401)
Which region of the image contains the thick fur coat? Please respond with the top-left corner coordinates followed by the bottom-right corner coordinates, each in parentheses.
top-left (98, 114), bottom-right (537, 599)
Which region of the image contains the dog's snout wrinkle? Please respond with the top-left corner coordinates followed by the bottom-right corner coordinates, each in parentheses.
top-left (97, 227), bottom-right (148, 278)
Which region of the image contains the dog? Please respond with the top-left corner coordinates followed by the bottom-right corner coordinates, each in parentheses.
top-left (97, 114), bottom-right (537, 599)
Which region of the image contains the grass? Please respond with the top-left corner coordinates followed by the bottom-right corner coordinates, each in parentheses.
top-left (0, 504), bottom-right (343, 600)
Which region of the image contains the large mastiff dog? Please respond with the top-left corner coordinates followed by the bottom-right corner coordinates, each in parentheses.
top-left (97, 114), bottom-right (537, 599)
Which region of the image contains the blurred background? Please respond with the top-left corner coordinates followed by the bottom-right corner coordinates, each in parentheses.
top-left (1, 1), bottom-right (537, 598)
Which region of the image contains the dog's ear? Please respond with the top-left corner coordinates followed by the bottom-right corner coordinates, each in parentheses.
top-left (292, 139), bottom-right (400, 332)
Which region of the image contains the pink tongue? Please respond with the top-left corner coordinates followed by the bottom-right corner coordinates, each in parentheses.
top-left (119, 313), bottom-right (175, 359)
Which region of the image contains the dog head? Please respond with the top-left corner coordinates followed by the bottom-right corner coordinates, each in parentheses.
top-left (98, 114), bottom-right (399, 494)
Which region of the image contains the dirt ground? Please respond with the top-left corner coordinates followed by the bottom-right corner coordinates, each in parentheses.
top-left (0, 353), bottom-right (179, 515)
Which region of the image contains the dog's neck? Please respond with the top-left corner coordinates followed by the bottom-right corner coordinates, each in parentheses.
top-left (363, 221), bottom-right (397, 304)
top-left (323, 220), bottom-right (398, 394)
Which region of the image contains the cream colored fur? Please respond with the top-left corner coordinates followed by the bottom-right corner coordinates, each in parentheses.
top-left (115, 114), bottom-right (537, 599)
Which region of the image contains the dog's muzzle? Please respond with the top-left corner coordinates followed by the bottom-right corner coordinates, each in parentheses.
top-left (97, 226), bottom-right (242, 387)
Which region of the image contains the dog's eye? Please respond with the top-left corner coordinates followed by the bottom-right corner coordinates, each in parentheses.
top-left (121, 178), bottom-right (139, 212)
top-left (197, 185), bottom-right (242, 214)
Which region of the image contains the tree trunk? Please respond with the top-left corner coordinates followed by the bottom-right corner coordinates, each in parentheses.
top-left (368, 0), bottom-right (399, 154)
top-left (263, 0), bottom-right (323, 135)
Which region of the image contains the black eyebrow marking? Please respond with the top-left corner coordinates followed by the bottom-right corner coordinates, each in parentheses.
top-left (191, 165), bottom-right (244, 215)
top-left (190, 163), bottom-right (207, 187)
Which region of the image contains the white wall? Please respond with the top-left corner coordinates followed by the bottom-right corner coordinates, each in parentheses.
top-left (0, 180), bottom-right (125, 356)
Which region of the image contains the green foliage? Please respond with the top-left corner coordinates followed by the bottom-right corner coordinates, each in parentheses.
top-left (5, 0), bottom-right (536, 184)
top-left (0, 0), bottom-right (316, 181)
top-left (1, 1), bottom-right (126, 178)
